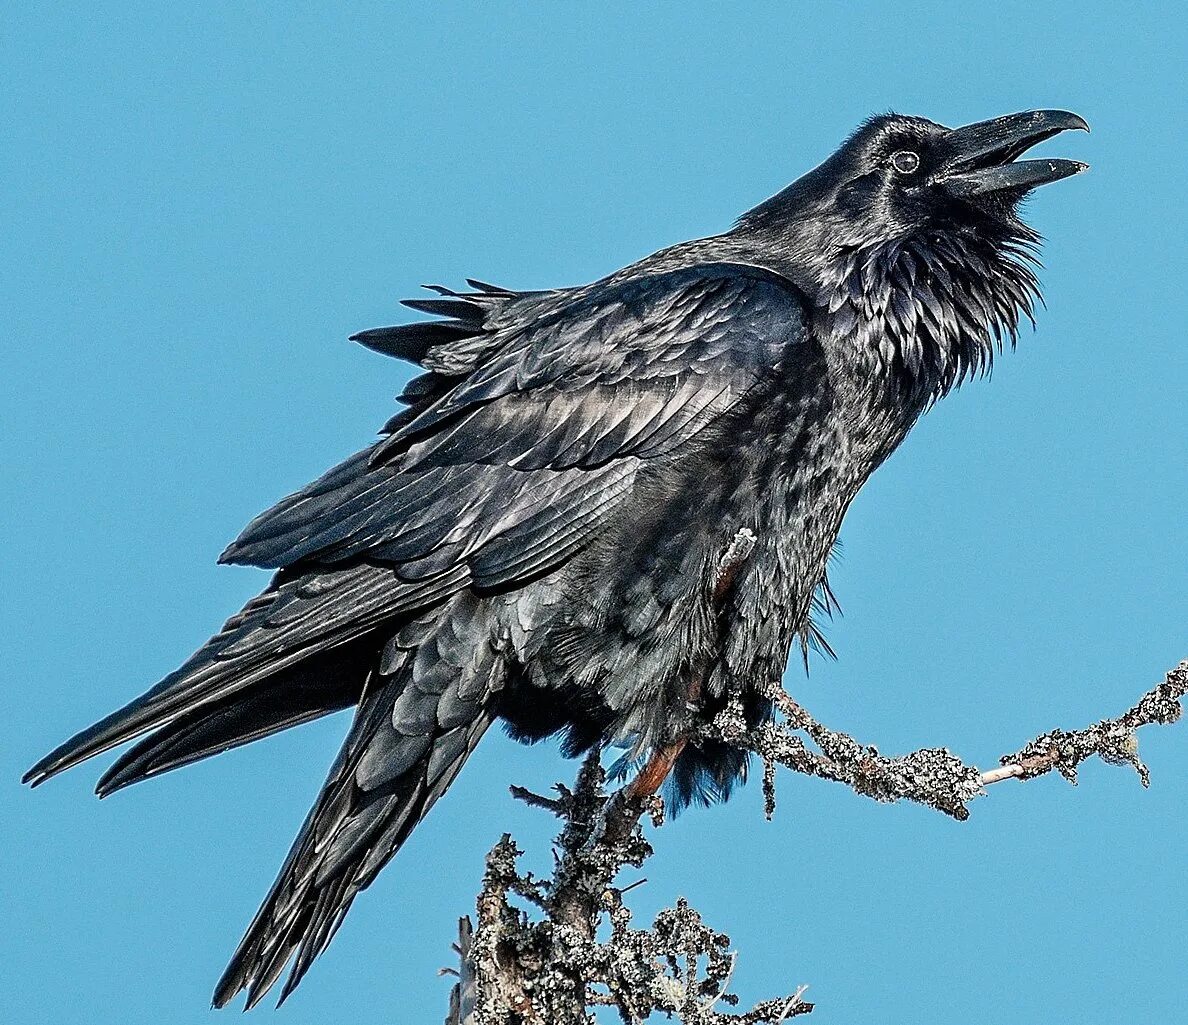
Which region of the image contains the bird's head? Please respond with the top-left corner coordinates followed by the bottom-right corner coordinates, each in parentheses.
top-left (736, 109), bottom-right (1089, 397)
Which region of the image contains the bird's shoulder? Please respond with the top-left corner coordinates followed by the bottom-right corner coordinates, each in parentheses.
top-left (220, 254), bottom-right (813, 573)
top-left (378, 254), bottom-right (812, 441)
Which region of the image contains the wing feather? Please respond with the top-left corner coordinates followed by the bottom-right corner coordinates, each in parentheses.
top-left (221, 264), bottom-right (808, 601)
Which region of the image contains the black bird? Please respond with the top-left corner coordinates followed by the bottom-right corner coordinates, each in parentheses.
top-left (25, 109), bottom-right (1088, 1007)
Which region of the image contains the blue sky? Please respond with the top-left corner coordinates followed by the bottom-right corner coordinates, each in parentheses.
top-left (3, 4), bottom-right (1186, 1023)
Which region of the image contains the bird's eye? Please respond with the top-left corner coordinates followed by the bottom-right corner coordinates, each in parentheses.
top-left (890, 150), bottom-right (920, 175)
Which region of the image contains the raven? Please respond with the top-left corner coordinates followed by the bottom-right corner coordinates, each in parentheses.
top-left (25, 109), bottom-right (1088, 1007)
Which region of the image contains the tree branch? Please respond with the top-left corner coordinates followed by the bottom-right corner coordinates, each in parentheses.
top-left (444, 752), bottom-right (812, 1024)
top-left (704, 662), bottom-right (1188, 821)
top-left (449, 662), bottom-right (1187, 1020)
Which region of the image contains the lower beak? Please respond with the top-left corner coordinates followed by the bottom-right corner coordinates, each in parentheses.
top-left (937, 109), bottom-right (1089, 198)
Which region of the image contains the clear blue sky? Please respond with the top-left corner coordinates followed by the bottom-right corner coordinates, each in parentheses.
top-left (4, 4), bottom-right (1186, 1023)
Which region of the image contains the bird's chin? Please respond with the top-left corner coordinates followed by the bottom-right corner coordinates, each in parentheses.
top-left (935, 109), bottom-right (1089, 202)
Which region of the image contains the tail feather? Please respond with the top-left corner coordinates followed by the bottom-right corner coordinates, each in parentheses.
top-left (23, 554), bottom-right (501, 1009)
top-left (213, 596), bottom-right (503, 1008)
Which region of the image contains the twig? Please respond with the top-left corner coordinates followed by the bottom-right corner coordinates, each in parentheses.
top-left (508, 785), bottom-right (566, 814)
top-left (443, 917), bottom-right (477, 1025)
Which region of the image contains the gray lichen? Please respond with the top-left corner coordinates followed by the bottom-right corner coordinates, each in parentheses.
top-left (445, 753), bottom-right (810, 1024)
top-left (445, 661), bottom-right (1187, 1022)
top-left (707, 662), bottom-right (1188, 821)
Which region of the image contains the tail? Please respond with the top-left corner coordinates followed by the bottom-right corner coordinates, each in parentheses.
top-left (212, 593), bottom-right (503, 1008)
top-left (23, 563), bottom-right (502, 1006)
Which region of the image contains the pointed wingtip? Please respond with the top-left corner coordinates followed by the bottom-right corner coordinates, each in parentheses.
top-left (213, 942), bottom-right (269, 1012)
top-left (274, 952), bottom-right (315, 1008)
top-left (23, 750), bottom-right (65, 788)
top-left (94, 767), bottom-right (131, 800)
top-left (219, 540), bottom-right (280, 569)
top-left (207, 992), bottom-right (241, 1013)
top-left (464, 277), bottom-right (506, 293)
top-left (244, 963), bottom-right (288, 1011)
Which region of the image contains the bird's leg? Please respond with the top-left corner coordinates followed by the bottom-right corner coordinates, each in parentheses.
top-left (624, 741), bottom-right (687, 804)
top-left (552, 526), bottom-right (761, 939)
top-left (617, 528), bottom-right (759, 813)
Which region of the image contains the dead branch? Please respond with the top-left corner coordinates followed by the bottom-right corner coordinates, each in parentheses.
top-left (445, 752), bottom-right (812, 1025)
top-left (446, 631), bottom-right (1186, 1022)
top-left (704, 661), bottom-right (1188, 821)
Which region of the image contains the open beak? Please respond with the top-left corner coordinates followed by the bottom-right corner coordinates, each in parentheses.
top-left (937, 109), bottom-right (1089, 198)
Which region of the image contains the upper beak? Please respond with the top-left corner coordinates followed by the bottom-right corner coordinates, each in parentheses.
top-left (937, 109), bottom-right (1089, 198)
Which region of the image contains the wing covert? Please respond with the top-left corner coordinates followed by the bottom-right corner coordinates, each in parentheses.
top-left (221, 264), bottom-right (809, 591)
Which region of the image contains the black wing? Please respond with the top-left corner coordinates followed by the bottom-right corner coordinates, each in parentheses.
top-left (27, 263), bottom-right (808, 788)
top-left (221, 263), bottom-right (809, 580)
top-left (208, 262), bottom-right (811, 1006)
top-left (27, 261), bottom-right (811, 1008)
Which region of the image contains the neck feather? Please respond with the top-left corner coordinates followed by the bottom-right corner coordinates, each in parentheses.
top-left (819, 228), bottom-right (1042, 399)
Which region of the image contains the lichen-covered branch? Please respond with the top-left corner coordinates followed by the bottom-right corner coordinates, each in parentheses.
top-left (444, 752), bottom-right (811, 1024)
top-left (447, 661), bottom-right (1187, 1022)
top-left (705, 661), bottom-right (1188, 822)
